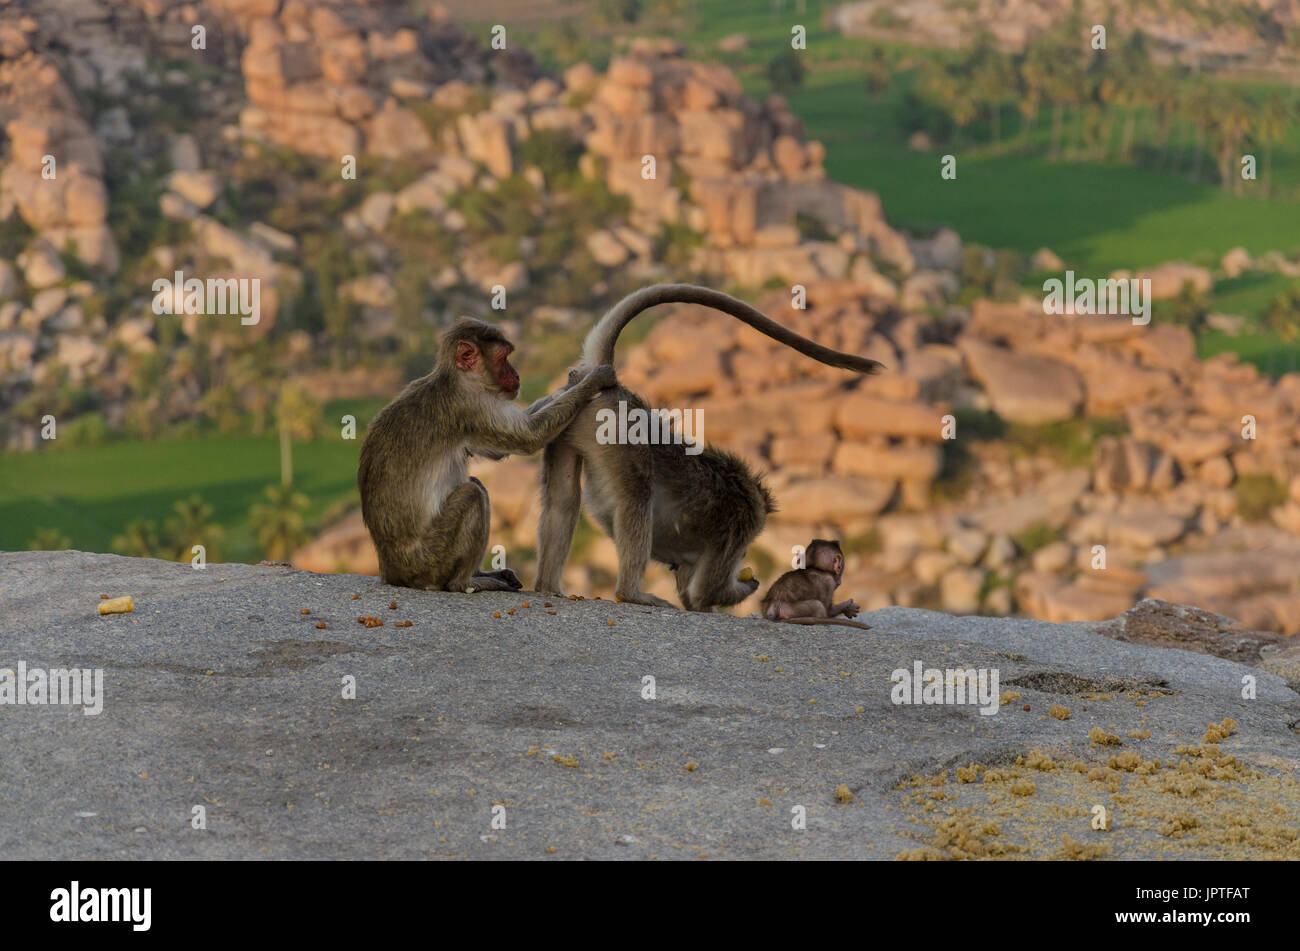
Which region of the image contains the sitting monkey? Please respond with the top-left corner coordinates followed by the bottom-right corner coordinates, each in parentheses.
top-left (358, 318), bottom-right (615, 592)
top-left (760, 539), bottom-right (870, 630)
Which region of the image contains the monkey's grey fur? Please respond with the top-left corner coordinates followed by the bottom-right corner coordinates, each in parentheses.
top-left (532, 284), bottom-right (883, 612)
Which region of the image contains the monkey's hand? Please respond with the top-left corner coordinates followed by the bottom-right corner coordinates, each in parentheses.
top-left (836, 599), bottom-right (861, 618)
top-left (580, 364), bottom-right (618, 391)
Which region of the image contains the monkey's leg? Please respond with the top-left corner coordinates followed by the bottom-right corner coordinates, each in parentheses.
top-left (599, 442), bottom-right (674, 608)
top-left (535, 440), bottom-right (583, 595)
top-left (774, 599), bottom-right (829, 620)
top-left (610, 495), bottom-right (674, 608)
top-left (685, 542), bottom-right (760, 612)
top-left (411, 478), bottom-right (501, 592)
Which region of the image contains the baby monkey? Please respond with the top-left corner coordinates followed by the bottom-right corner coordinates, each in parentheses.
top-left (760, 539), bottom-right (870, 630)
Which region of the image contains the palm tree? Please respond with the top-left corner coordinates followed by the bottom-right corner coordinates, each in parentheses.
top-left (274, 381), bottom-right (320, 487)
top-left (1110, 31), bottom-right (1153, 161)
top-left (863, 45), bottom-right (893, 99)
top-left (920, 60), bottom-right (978, 142)
top-left (164, 494), bottom-right (225, 562)
top-left (970, 34), bottom-right (1013, 148)
top-left (1265, 287), bottom-right (1300, 344)
top-left (1209, 88), bottom-right (1251, 193)
top-left (230, 345), bottom-right (276, 436)
top-left (1037, 35), bottom-right (1082, 159)
top-left (112, 519), bottom-right (164, 559)
top-left (1256, 92), bottom-right (1289, 195)
top-left (1149, 69), bottom-right (1181, 166)
top-left (28, 527), bottom-right (71, 551)
top-left (1015, 46), bottom-right (1046, 150)
top-left (249, 484), bottom-right (311, 563)
top-left (1182, 80), bottom-right (1215, 180)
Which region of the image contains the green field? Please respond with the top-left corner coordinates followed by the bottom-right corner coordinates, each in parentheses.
top-left (0, 403), bottom-right (376, 561)
top-left (783, 70), bottom-right (1300, 276)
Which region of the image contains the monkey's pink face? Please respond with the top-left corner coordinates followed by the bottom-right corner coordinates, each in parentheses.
top-left (456, 341), bottom-right (520, 399)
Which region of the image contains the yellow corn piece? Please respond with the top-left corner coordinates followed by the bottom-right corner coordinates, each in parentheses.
top-left (97, 596), bottom-right (134, 615)
top-left (738, 566), bottom-right (754, 582)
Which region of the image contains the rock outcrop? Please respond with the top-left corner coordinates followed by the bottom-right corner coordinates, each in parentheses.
top-left (5, 550), bottom-right (1297, 860)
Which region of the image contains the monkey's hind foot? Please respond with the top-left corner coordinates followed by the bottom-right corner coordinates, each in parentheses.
top-left (615, 591), bottom-right (677, 609)
top-left (466, 569), bottom-right (523, 592)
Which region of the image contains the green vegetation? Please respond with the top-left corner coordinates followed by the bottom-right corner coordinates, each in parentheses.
top-left (1234, 473), bottom-right (1288, 522)
top-left (1004, 417), bottom-right (1129, 468)
top-left (0, 400), bottom-right (374, 562)
top-left (249, 483), bottom-right (312, 562)
top-left (765, 49), bottom-right (805, 95)
top-left (27, 527), bottom-right (71, 551)
top-left (1011, 521), bottom-right (1063, 557)
top-left (841, 526), bottom-right (884, 557)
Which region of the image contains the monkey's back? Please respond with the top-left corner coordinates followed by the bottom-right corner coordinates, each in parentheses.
top-left (760, 567), bottom-right (836, 609)
top-left (358, 374), bottom-right (459, 550)
top-left (649, 442), bottom-right (772, 557)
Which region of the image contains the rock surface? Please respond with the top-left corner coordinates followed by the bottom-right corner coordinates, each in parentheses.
top-left (3, 551), bottom-right (1297, 860)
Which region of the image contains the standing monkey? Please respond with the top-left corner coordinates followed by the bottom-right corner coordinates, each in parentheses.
top-left (761, 539), bottom-right (870, 630)
top-left (358, 318), bottom-right (615, 591)
top-left (532, 283), bottom-right (883, 612)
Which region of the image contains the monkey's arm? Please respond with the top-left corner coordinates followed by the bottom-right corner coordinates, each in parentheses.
top-left (830, 598), bottom-right (861, 618)
top-left (523, 368), bottom-right (584, 417)
top-left (470, 365), bottom-right (616, 456)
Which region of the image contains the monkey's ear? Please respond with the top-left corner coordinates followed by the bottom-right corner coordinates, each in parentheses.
top-left (454, 340), bottom-right (479, 371)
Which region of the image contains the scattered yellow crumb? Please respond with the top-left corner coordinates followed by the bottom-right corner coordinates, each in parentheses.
top-left (835, 784), bottom-right (854, 804)
top-left (1203, 718), bottom-right (1237, 744)
top-left (97, 596), bottom-right (133, 615)
top-left (553, 754), bottom-right (579, 767)
top-left (1060, 834), bottom-right (1109, 860)
top-left (1159, 813), bottom-right (1201, 837)
top-left (1049, 705), bottom-right (1070, 720)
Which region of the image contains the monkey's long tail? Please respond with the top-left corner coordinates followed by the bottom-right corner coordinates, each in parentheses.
top-left (778, 617), bottom-right (872, 630)
top-left (581, 283), bottom-right (885, 374)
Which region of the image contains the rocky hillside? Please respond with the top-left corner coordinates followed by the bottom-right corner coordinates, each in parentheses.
top-left (4, 2), bottom-right (1300, 639)
top-left (0, 0), bottom-right (915, 447)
